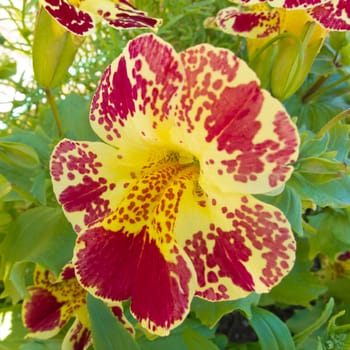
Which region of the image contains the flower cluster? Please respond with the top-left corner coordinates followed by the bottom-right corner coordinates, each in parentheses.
top-left (49, 33), bottom-right (299, 335)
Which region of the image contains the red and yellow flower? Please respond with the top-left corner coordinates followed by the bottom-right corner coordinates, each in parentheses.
top-left (50, 33), bottom-right (299, 335)
top-left (39, 0), bottom-right (162, 35)
top-left (23, 264), bottom-right (132, 349)
top-left (215, 0), bottom-right (349, 33)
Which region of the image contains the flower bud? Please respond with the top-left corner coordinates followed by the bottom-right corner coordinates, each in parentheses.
top-left (248, 9), bottom-right (328, 100)
top-left (33, 8), bottom-right (85, 89)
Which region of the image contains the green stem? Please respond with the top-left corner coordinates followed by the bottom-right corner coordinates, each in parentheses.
top-left (315, 108), bottom-right (350, 139)
top-left (306, 73), bottom-right (350, 102)
top-left (45, 88), bottom-right (63, 137)
top-left (301, 75), bottom-right (330, 103)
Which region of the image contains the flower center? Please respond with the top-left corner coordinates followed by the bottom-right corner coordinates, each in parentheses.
top-left (102, 149), bottom-right (200, 256)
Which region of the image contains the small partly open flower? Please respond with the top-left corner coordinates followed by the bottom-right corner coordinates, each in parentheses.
top-left (215, 0), bottom-right (349, 31)
top-left (23, 264), bottom-right (132, 350)
top-left (39, 0), bottom-right (162, 35)
top-left (50, 33), bottom-right (299, 335)
top-left (210, 4), bottom-right (328, 100)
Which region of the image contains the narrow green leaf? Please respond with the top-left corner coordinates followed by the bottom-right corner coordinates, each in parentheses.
top-left (250, 306), bottom-right (296, 350)
top-left (87, 294), bottom-right (140, 350)
top-left (293, 298), bottom-right (334, 346)
top-left (182, 327), bottom-right (219, 350)
top-left (0, 174), bottom-right (11, 198)
top-left (0, 141), bottom-right (40, 169)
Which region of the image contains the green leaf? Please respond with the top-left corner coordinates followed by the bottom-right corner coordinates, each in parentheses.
top-left (326, 278), bottom-right (350, 307)
top-left (340, 43), bottom-right (350, 65)
top-left (0, 206), bottom-right (75, 276)
top-left (0, 261), bottom-right (30, 301)
top-left (310, 53), bottom-right (337, 76)
top-left (1, 127), bottom-right (53, 165)
top-left (288, 172), bottom-right (350, 207)
top-left (285, 94), bottom-right (343, 133)
top-left (327, 122), bottom-right (350, 163)
top-left (87, 294), bottom-right (140, 350)
top-left (249, 306), bottom-right (296, 350)
top-left (30, 172), bottom-right (48, 205)
top-left (0, 174), bottom-right (11, 199)
top-left (299, 132), bottom-right (329, 158)
top-left (138, 317), bottom-right (216, 350)
top-left (297, 157), bottom-right (349, 184)
top-left (256, 185), bottom-right (303, 236)
top-left (329, 32), bottom-right (350, 52)
top-left (322, 310), bottom-right (350, 350)
top-left (293, 298), bottom-right (334, 346)
top-left (191, 293), bottom-right (260, 328)
top-left (33, 8), bottom-right (84, 88)
top-left (269, 238), bottom-right (327, 306)
top-left (308, 208), bottom-right (350, 258)
top-left (0, 141), bottom-right (40, 169)
top-left (182, 327), bottom-right (219, 350)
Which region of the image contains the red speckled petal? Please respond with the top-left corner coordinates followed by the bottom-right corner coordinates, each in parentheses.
top-left (23, 266), bottom-right (87, 339)
top-left (40, 0), bottom-right (161, 35)
top-left (173, 44), bottom-right (299, 195)
top-left (73, 163), bottom-right (198, 335)
top-left (308, 0), bottom-right (350, 30)
top-left (175, 188), bottom-right (296, 300)
top-left (90, 33), bottom-right (184, 151)
top-left (50, 139), bottom-right (147, 233)
top-left (230, 0), bottom-right (328, 8)
top-left (216, 7), bottom-right (281, 38)
top-left (23, 287), bottom-right (64, 338)
top-left (62, 318), bottom-right (92, 350)
top-left (87, 0), bottom-right (162, 30)
top-left (74, 226), bottom-right (195, 336)
top-left (41, 0), bottom-right (95, 35)
top-left (225, 0), bottom-right (349, 29)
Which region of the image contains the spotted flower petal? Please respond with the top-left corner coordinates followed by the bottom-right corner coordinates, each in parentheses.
top-left (308, 0), bottom-right (350, 30)
top-left (62, 317), bottom-right (92, 350)
top-left (73, 162), bottom-right (198, 335)
top-left (50, 139), bottom-right (145, 232)
top-left (175, 188), bottom-right (295, 300)
top-left (174, 43), bottom-right (299, 194)
top-left (90, 33), bottom-right (184, 150)
top-left (22, 265), bottom-right (89, 349)
top-left (215, 6), bottom-right (281, 38)
top-left (50, 33), bottom-right (299, 336)
top-left (23, 264), bottom-right (132, 349)
top-left (226, 0), bottom-right (350, 30)
top-left (40, 0), bottom-right (162, 35)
